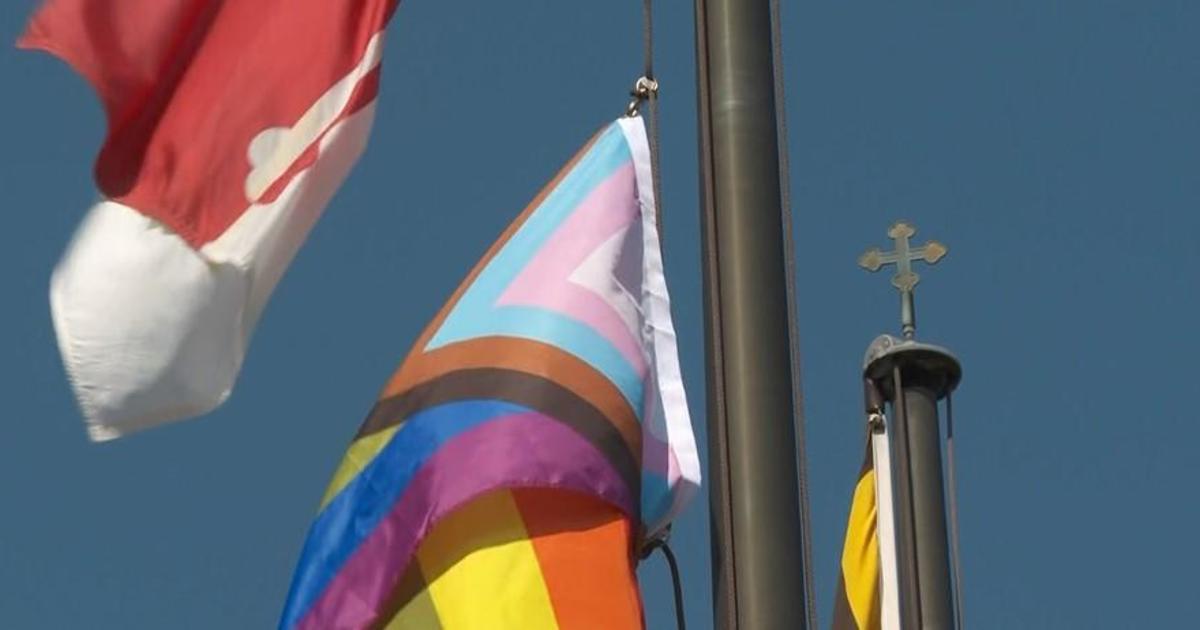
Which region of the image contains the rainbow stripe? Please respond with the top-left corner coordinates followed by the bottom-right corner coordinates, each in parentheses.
top-left (279, 118), bottom-right (699, 629)
top-left (388, 488), bottom-right (644, 629)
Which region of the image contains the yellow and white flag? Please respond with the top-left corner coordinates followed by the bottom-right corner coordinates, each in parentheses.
top-left (832, 422), bottom-right (900, 630)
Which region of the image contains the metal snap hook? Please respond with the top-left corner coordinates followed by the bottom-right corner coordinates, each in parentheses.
top-left (625, 76), bottom-right (659, 117)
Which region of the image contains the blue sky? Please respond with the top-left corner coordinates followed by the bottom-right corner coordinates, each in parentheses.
top-left (2, 2), bottom-right (1198, 628)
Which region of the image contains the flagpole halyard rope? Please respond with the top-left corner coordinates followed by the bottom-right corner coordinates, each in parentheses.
top-left (625, 0), bottom-right (665, 240)
top-left (768, 0), bottom-right (818, 625)
top-left (690, 0), bottom-right (738, 625)
top-left (641, 528), bottom-right (688, 630)
top-left (945, 393), bottom-right (966, 629)
top-left (630, 4), bottom-right (686, 629)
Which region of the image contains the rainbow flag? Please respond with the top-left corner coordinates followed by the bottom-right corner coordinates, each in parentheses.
top-left (280, 117), bottom-right (700, 629)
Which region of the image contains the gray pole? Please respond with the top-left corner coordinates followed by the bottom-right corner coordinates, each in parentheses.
top-left (865, 336), bottom-right (961, 629)
top-left (888, 367), bottom-right (924, 630)
top-left (902, 382), bottom-right (955, 629)
top-left (694, 1), bottom-right (809, 628)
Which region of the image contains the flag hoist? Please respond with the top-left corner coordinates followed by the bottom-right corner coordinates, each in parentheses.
top-left (832, 222), bottom-right (965, 630)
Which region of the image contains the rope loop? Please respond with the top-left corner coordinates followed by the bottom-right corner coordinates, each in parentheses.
top-left (640, 526), bottom-right (687, 630)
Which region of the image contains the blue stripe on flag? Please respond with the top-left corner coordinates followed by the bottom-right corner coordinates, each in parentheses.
top-left (280, 400), bottom-right (530, 628)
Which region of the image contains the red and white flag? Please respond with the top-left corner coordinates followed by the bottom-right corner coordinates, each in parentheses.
top-left (20, 0), bottom-right (399, 440)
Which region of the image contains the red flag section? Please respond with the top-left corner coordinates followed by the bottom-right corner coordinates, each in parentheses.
top-left (20, 0), bottom-right (398, 439)
top-left (20, 0), bottom-right (397, 247)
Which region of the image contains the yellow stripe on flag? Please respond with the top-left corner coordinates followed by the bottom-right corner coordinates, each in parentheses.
top-left (416, 490), bottom-right (560, 629)
top-left (319, 426), bottom-right (399, 510)
top-left (385, 588), bottom-right (441, 630)
top-left (840, 466), bottom-right (882, 630)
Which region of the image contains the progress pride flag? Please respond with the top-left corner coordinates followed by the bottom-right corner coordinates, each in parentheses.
top-left (20, 0), bottom-right (398, 439)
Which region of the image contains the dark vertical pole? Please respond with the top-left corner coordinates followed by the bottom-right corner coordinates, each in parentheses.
top-left (867, 337), bottom-right (961, 629)
top-left (890, 368), bottom-right (924, 629)
top-left (695, 0), bottom-right (808, 628)
top-left (901, 382), bottom-right (955, 629)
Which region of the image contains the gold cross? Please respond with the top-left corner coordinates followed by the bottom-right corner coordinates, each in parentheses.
top-left (859, 222), bottom-right (947, 338)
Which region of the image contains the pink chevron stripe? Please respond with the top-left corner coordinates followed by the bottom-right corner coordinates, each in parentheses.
top-left (496, 162), bottom-right (647, 377)
top-left (640, 427), bottom-right (677, 480)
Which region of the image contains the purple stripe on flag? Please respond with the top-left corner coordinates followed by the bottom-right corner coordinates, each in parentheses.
top-left (295, 412), bottom-right (634, 630)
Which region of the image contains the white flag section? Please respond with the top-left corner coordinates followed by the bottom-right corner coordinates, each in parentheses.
top-left (22, 0), bottom-right (398, 440)
top-left (872, 422), bottom-right (902, 630)
top-left (51, 106), bottom-right (377, 440)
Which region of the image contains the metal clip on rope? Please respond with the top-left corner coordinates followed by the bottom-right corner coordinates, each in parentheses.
top-left (625, 76), bottom-right (659, 117)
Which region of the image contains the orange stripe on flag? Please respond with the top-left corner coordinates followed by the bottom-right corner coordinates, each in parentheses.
top-left (513, 488), bottom-right (644, 630)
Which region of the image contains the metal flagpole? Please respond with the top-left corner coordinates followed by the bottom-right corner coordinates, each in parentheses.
top-left (860, 222), bottom-right (961, 629)
top-left (694, 0), bottom-right (810, 628)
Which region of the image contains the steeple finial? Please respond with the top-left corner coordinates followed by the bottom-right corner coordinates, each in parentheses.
top-left (859, 221), bottom-right (947, 339)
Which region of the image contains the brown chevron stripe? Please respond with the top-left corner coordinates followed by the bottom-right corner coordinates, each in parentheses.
top-left (356, 367), bottom-right (642, 505)
top-left (369, 557), bottom-right (438, 630)
top-left (371, 336), bottom-right (642, 459)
